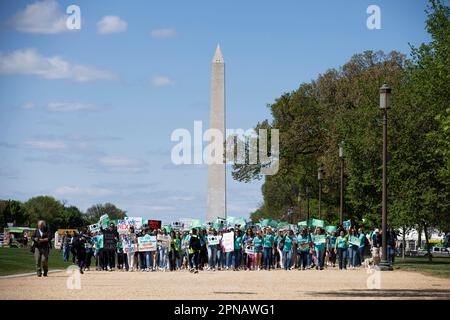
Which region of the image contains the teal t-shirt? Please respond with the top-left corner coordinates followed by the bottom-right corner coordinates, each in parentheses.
top-left (234, 236), bottom-right (242, 250)
top-left (359, 233), bottom-right (366, 248)
top-left (263, 234), bottom-right (274, 248)
top-left (253, 236), bottom-right (262, 248)
top-left (337, 236), bottom-right (348, 249)
top-left (283, 236), bottom-right (293, 252)
top-left (296, 234), bottom-right (311, 252)
top-left (313, 235), bottom-right (325, 252)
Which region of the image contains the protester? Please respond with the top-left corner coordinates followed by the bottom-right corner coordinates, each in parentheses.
top-left (296, 227), bottom-right (311, 270)
top-left (348, 228), bottom-right (359, 269)
top-left (282, 230), bottom-right (295, 270)
top-left (335, 230), bottom-right (348, 270)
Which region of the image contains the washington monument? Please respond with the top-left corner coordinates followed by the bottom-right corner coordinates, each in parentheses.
top-left (206, 45), bottom-right (226, 222)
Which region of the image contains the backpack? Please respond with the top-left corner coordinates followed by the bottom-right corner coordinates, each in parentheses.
top-left (190, 235), bottom-right (201, 251)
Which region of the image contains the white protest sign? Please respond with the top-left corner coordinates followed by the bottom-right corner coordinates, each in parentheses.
top-left (245, 245), bottom-right (255, 255)
top-left (88, 223), bottom-right (100, 233)
top-left (207, 235), bottom-right (220, 245)
top-left (138, 235), bottom-right (157, 252)
top-left (223, 232), bottom-right (234, 253)
top-left (157, 234), bottom-right (171, 248)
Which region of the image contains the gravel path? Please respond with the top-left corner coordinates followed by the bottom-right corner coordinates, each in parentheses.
top-left (1, 268), bottom-right (449, 300)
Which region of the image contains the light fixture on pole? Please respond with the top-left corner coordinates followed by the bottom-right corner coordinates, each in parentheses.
top-left (379, 83), bottom-right (393, 271)
top-left (339, 140), bottom-right (345, 225)
top-left (317, 166), bottom-right (324, 219)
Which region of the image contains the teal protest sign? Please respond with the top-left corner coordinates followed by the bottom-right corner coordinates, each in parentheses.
top-left (348, 235), bottom-right (361, 246)
top-left (343, 220), bottom-right (352, 228)
top-left (93, 234), bottom-right (104, 249)
top-left (261, 219), bottom-right (271, 227)
top-left (191, 219), bottom-right (202, 228)
top-left (99, 214), bottom-right (110, 228)
top-left (298, 221), bottom-right (308, 227)
top-left (313, 234), bottom-right (326, 244)
top-left (311, 219), bottom-right (325, 228)
top-left (326, 226), bottom-right (337, 233)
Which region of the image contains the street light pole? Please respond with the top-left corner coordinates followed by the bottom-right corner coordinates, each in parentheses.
top-left (339, 141), bottom-right (345, 225)
top-left (379, 83), bottom-right (393, 271)
top-left (306, 186), bottom-right (310, 224)
top-left (317, 167), bottom-right (323, 219)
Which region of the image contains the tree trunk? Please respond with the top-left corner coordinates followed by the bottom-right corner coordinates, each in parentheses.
top-left (423, 222), bottom-right (432, 263)
top-left (417, 225), bottom-right (422, 250)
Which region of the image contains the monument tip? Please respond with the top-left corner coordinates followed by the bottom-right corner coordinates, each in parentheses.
top-left (212, 44), bottom-right (224, 63)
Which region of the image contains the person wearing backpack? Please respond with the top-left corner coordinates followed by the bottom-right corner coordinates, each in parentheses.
top-left (189, 228), bottom-right (201, 273)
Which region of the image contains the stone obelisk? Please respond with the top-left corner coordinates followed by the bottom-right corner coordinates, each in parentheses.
top-left (206, 45), bottom-right (226, 222)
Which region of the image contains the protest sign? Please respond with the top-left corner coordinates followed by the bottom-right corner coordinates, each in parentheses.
top-left (207, 235), bottom-right (220, 245)
top-left (222, 232), bottom-right (234, 253)
top-left (191, 219), bottom-right (202, 228)
top-left (92, 234), bottom-right (104, 249)
top-left (313, 234), bottom-right (326, 244)
top-left (121, 235), bottom-right (138, 254)
top-left (126, 217), bottom-right (143, 230)
top-left (245, 245), bottom-right (255, 255)
top-left (348, 235), bottom-right (361, 246)
top-left (172, 221), bottom-right (182, 230)
top-left (261, 219), bottom-right (271, 227)
top-left (180, 219), bottom-right (193, 231)
top-left (298, 242), bottom-right (310, 251)
top-left (88, 223), bottom-right (100, 234)
top-left (343, 220), bottom-right (352, 228)
top-left (326, 226), bottom-right (337, 233)
top-left (148, 220), bottom-right (162, 231)
top-left (311, 219), bottom-right (325, 228)
top-left (298, 221), bottom-right (308, 227)
top-left (157, 234), bottom-right (171, 248)
top-left (117, 220), bottom-right (129, 235)
top-left (99, 214), bottom-right (110, 228)
top-left (138, 235), bottom-right (157, 252)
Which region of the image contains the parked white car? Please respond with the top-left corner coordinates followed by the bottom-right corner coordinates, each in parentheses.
top-left (417, 246), bottom-right (450, 257)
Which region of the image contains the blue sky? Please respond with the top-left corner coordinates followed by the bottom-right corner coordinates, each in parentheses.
top-left (0, 0), bottom-right (430, 222)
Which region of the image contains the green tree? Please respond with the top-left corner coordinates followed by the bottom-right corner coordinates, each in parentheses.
top-left (85, 203), bottom-right (127, 223)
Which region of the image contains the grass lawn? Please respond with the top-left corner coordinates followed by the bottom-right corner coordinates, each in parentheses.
top-left (0, 247), bottom-right (71, 276)
top-left (394, 256), bottom-right (450, 278)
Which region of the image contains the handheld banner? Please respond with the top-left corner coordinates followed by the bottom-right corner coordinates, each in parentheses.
top-left (148, 220), bottom-right (162, 231)
top-left (172, 221), bottom-right (182, 230)
top-left (326, 226), bottom-right (337, 233)
top-left (121, 234), bottom-right (138, 254)
top-left (99, 214), bottom-right (110, 228)
top-left (138, 235), bottom-right (157, 252)
top-left (93, 234), bottom-right (104, 249)
top-left (348, 235), bottom-right (361, 246)
top-left (207, 235), bottom-right (220, 245)
top-left (298, 221), bottom-right (308, 227)
top-left (157, 234), bottom-right (171, 248)
top-left (311, 219), bottom-right (325, 228)
top-left (343, 220), bottom-right (352, 228)
top-left (222, 232), bottom-right (235, 253)
top-left (89, 223), bottom-right (100, 234)
top-left (180, 218), bottom-right (193, 231)
top-left (298, 242), bottom-right (310, 250)
top-left (313, 234), bottom-right (326, 244)
top-left (245, 245), bottom-right (255, 255)
top-left (191, 219), bottom-right (202, 228)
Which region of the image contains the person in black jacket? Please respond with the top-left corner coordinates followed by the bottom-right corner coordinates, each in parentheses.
top-left (31, 220), bottom-right (51, 277)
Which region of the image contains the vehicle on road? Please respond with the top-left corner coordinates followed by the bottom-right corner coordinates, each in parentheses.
top-left (416, 246), bottom-right (450, 257)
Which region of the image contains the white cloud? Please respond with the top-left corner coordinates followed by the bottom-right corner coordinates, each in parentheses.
top-left (9, 0), bottom-right (68, 34)
top-left (98, 156), bottom-right (147, 173)
top-left (54, 186), bottom-right (114, 197)
top-left (97, 16), bottom-right (127, 34)
top-left (150, 28), bottom-right (176, 38)
top-left (47, 102), bottom-right (97, 113)
top-left (20, 102), bottom-right (35, 110)
top-left (23, 140), bottom-right (66, 150)
top-left (0, 48), bottom-right (118, 82)
top-left (151, 75), bottom-right (174, 87)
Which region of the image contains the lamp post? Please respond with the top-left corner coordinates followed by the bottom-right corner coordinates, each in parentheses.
top-left (339, 141), bottom-right (345, 225)
top-left (306, 186), bottom-right (310, 224)
top-left (317, 166), bottom-right (324, 219)
top-left (379, 83), bottom-right (393, 271)
top-left (288, 207), bottom-right (293, 224)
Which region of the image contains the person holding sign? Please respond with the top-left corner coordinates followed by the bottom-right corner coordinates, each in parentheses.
top-left (327, 231), bottom-right (337, 268)
top-left (313, 228), bottom-right (326, 270)
top-left (124, 225), bottom-right (138, 271)
top-left (168, 230), bottom-right (179, 271)
top-left (206, 229), bottom-right (219, 271)
top-left (233, 230), bottom-right (243, 271)
top-left (253, 231), bottom-right (263, 271)
top-left (282, 230), bottom-right (295, 270)
top-left (348, 228), bottom-right (359, 269)
top-left (263, 228), bottom-right (275, 271)
top-left (334, 230), bottom-right (348, 270)
top-left (296, 228), bottom-right (311, 270)
top-left (243, 228), bottom-right (255, 271)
